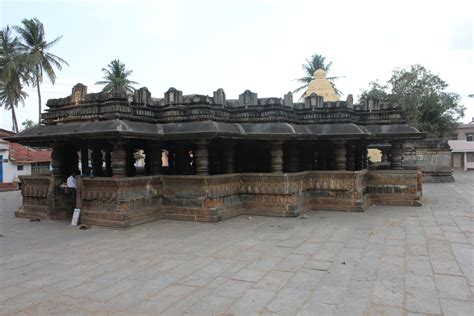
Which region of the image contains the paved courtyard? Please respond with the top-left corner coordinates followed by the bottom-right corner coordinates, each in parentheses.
top-left (1, 172), bottom-right (473, 315)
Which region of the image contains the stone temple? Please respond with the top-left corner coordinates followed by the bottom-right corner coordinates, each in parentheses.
top-left (8, 76), bottom-right (425, 228)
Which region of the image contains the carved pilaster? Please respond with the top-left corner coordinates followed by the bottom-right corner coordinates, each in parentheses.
top-left (271, 141), bottom-right (284, 173)
top-left (195, 141), bottom-right (209, 175)
top-left (334, 140), bottom-right (347, 170)
top-left (111, 141), bottom-right (127, 177)
top-left (222, 143), bottom-right (235, 174)
top-left (390, 141), bottom-right (403, 170)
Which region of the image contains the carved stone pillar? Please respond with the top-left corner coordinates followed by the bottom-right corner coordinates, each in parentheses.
top-left (111, 141), bottom-right (127, 177)
top-left (126, 147), bottom-right (136, 177)
top-left (91, 145), bottom-right (103, 176)
top-left (222, 143), bottom-right (235, 174)
top-left (271, 141), bottom-right (284, 173)
top-left (390, 141), bottom-right (403, 170)
top-left (195, 141), bottom-right (209, 175)
top-left (80, 145), bottom-right (89, 175)
top-left (147, 143), bottom-right (162, 175)
top-left (346, 144), bottom-right (355, 171)
top-left (316, 143), bottom-right (327, 170)
top-left (381, 148), bottom-right (389, 163)
top-left (285, 142), bottom-right (299, 172)
top-left (354, 144), bottom-right (363, 170)
top-left (51, 145), bottom-right (63, 177)
top-left (301, 143), bottom-right (313, 171)
top-left (334, 140), bottom-right (347, 170)
top-left (174, 142), bottom-right (187, 175)
top-left (361, 144), bottom-right (369, 169)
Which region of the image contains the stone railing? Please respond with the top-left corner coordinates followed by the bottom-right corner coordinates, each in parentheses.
top-left (16, 175), bottom-right (51, 219)
top-left (79, 176), bottom-right (163, 227)
top-left (366, 170), bottom-right (422, 206)
top-left (15, 169), bottom-right (421, 227)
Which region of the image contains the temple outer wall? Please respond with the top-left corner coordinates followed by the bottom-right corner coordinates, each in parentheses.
top-left (16, 170), bottom-right (422, 228)
top-left (403, 139), bottom-right (454, 183)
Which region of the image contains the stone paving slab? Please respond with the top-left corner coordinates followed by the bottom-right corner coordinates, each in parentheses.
top-left (1, 171), bottom-right (473, 315)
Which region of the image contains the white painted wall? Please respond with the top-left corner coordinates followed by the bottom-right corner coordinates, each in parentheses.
top-left (0, 146), bottom-right (32, 183)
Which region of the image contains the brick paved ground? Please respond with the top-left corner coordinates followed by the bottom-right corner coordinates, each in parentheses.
top-left (1, 172), bottom-right (473, 315)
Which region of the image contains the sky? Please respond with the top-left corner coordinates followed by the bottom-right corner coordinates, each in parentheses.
top-left (1, 0), bottom-right (473, 131)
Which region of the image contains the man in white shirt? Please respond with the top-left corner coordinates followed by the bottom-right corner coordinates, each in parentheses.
top-left (66, 173), bottom-right (77, 188)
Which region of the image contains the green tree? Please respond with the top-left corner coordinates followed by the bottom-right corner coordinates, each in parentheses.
top-left (95, 59), bottom-right (138, 93)
top-left (294, 54), bottom-right (343, 95)
top-left (21, 118), bottom-right (36, 130)
top-left (359, 65), bottom-right (465, 138)
top-left (358, 81), bottom-right (388, 102)
top-left (15, 18), bottom-right (68, 123)
top-left (0, 26), bottom-right (29, 133)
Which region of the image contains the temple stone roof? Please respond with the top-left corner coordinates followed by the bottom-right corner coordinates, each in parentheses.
top-left (6, 83), bottom-right (426, 145)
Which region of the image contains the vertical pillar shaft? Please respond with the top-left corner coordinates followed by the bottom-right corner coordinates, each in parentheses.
top-left (104, 147), bottom-right (112, 176)
top-left (390, 141), bottom-right (403, 170)
top-left (222, 143), bottom-right (235, 174)
top-left (271, 141), bottom-right (284, 173)
top-left (91, 145), bottom-right (103, 176)
top-left (195, 141), bottom-right (209, 175)
top-left (111, 141), bottom-right (127, 177)
top-left (51, 145), bottom-right (63, 177)
top-left (334, 141), bottom-right (347, 170)
top-left (381, 148), bottom-right (389, 163)
top-left (81, 145), bottom-right (89, 175)
top-left (286, 142), bottom-right (299, 172)
top-left (302, 143), bottom-right (313, 171)
top-left (346, 144), bottom-right (355, 170)
top-left (316, 143), bottom-right (327, 170)
top-left (362, 145), bottom-right (369, 169)
top-left (174, 143), bottom-right (187, 175)
top-left (126, 147), bottom-right (136, 177)
top-left (147, 143), bottom-right (162, 175)
top-left (354, 144), bottom-right (362, 170)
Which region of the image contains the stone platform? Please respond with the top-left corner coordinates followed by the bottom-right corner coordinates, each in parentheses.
top-left (16, 169), bottom-right (422, 228)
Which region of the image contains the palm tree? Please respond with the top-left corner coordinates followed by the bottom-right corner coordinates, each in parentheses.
top-left (0, 26), bottom-right (29, 133)
top-left (15, 18), bottom-right (68, 123)
top-left (95, 59), bottom-right (138, 93)
top-left (0, 78), bottom-right (28, 133)
top-left (294, 54), bottom-right (343, 96)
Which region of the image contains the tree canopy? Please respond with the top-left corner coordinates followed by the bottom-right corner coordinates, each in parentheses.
top-left (359, 65), bottom-right (465, 138)
top-left (96, 59), bottom-right (138, 93)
